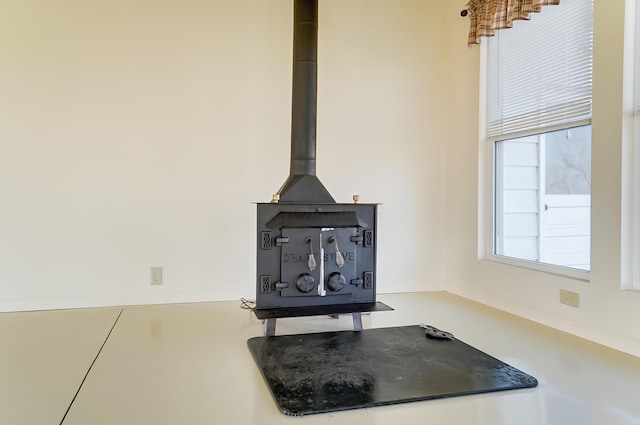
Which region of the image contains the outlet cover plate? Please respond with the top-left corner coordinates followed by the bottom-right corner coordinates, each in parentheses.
top-left (560, 289), bottom-right (580, 308)
top-left (150, 267), bottom-right (162, 286)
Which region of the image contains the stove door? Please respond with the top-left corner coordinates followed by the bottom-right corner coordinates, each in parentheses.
top-left (279, 227), bottom-right (357, 298)
top-left (321, 228), bottom-right (357, 296)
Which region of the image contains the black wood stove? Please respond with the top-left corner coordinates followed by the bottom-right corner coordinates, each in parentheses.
top-left (253, 0), bottom-right (391, 335)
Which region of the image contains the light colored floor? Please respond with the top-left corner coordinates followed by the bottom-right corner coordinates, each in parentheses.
top-left (1, 292), bottom-right (639, 425)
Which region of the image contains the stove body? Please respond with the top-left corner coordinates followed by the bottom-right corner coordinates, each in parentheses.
top-left (256, 203), bottom-right (377, 309)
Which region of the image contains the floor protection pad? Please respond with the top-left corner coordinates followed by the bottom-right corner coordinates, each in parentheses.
top-left (248, 325), bottom-right (537, 416)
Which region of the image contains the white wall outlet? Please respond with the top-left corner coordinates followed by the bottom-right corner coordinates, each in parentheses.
top-left (559, 289), bottom-right (580, 308)
top-left (150, 267), bottom-right (162, 286)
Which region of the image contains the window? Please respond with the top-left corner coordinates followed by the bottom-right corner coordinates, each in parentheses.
top-left (486, 0), bottom-right (594, 273)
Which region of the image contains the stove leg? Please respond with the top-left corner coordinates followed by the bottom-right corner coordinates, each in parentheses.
top-left (265, 318), bottom-right (276, 336)
top-left (352, 313), bottom-right (362, 331)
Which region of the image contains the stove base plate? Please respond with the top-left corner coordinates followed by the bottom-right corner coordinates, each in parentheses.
top-left (252, 301), bottom-right (393, 320)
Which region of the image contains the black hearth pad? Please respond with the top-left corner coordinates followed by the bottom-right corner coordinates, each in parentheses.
top-left (247, 325), bottom-right (537, 416)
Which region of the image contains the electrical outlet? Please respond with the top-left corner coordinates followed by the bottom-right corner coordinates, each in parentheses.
top-left (150, 267), bottom-right (162, 286)
top-left (560, 289), bottom-right (580, 308)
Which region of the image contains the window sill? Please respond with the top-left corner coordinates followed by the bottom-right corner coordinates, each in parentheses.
top-left (485, 254), bottom-right (591, 282)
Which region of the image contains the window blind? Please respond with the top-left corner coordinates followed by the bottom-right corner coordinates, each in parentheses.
top-left (487, 0), bottom-right (594, 139)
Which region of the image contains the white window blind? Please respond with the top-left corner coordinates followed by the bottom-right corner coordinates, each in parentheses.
top-left (487, 0), bottom-right (594, 139)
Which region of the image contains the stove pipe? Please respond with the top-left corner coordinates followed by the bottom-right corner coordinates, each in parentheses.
top-left (276, 0), bottom-right (335, 204)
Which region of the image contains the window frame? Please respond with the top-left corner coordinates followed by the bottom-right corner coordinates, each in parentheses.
top-left (484, 128), bottom-right (591, 282)
top-left (622, 0), bottom-right (640, 291)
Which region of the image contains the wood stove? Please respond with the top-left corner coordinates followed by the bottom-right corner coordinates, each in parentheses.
top-left (253, 0), bottom-right (390, 335)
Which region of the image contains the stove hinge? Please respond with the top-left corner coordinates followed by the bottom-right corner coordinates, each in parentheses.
top-left (275, 236), bottom-right (289, 247)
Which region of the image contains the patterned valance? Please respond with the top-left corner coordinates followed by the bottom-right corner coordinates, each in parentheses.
top-left (466, 0), bottom-right (560, 45)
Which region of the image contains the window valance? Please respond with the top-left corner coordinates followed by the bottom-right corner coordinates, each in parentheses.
top-left (466, 0), bottom-right (560, 45)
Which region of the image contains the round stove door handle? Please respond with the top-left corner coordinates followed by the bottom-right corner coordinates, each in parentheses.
top-left (327, 272), bottom-right (346, 292)
top-left (296, 273), bottom-right (316, 293)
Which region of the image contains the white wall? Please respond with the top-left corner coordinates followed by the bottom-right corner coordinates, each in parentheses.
top-left (444, 0), bottom-right (640, 357)
top-left (0, 0), bottom-right (448, 311)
